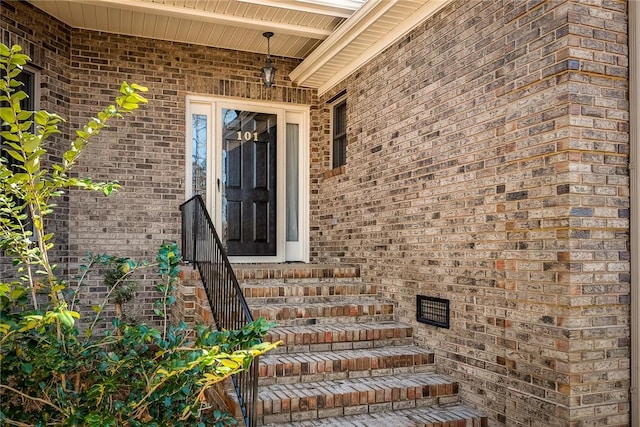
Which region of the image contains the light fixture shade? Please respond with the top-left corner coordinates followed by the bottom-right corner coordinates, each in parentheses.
top-left (262, 57), bottom-right (276, 88)
top-left (262, 31), bottom-right (276, 88)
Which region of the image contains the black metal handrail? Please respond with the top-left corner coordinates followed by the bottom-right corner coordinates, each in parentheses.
top-left (179, 195), bottom-right (258, 427)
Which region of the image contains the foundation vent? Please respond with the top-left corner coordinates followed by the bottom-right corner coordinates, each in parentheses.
top-left (416, 295), bottom-right (450, 329)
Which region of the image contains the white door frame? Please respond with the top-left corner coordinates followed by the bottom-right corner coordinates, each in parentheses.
top-left (185, 95), bottom-right (309, 263)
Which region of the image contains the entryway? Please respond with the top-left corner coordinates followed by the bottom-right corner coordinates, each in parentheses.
top-left (186, 97), bottom-right (309, 263)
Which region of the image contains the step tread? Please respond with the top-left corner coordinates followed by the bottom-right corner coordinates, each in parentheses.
top-left (252, 297), bottom-right (395, 325)
top-left (259, 372), bottom-right (458, 399)
top-left (242, 283), bottom-right (377, 301)
top-left (252, 297), bottom-right (394, 321)
top-left (260, 345), bottom-right (434, 368)
top-left (258, 345), bottom-right (436, 384)
top-left (267, 322), bottom-right (412, 337)
top-left (248, 296), bottom-right (380, 305)
top-left (264, 322), bottom-right (415, 353)
top-left (233, 264), bottom-right (360, 281)
top-left (262, 403), bottom-right (486, 426)
top-left (241, 279), bottom-right (364, 287)
top-left (254, 296), bottom-right (392, 307)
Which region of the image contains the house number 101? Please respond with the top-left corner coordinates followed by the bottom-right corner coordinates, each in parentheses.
top-left (237, 131), bottom-right (259, 142)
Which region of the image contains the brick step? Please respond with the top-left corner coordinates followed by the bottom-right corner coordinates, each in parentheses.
top-left (250, 297), bottom-right (395, 326)
top-left (242, 282), bottom-right (377, 302)
top-left (247, 295), bottom-right (381, 305)
top-left (233, 264), bottom-right (361, 281)
top-left (264, 322), bottom-right (414, 354)
top-left (258, 345), bottom-right (435, 386)
top-left (262, 403), bottom-right (487, 427)
top-left (227, 264), bottom-right (485, 425)
top-left (258, 372), bottom-right (461, 425)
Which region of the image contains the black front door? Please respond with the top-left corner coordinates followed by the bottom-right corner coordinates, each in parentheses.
top-left (223, 110), bottom-right (277, 256)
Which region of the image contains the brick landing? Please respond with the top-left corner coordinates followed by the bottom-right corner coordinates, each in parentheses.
top-left (234, 264), bottom-right (487, 427)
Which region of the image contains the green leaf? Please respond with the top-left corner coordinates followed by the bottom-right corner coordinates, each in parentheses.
top-left (22, 135), bottom-right (40, 153)
top-left (18, 121), bottom-right (33, 131)
top-left (33, 110), bottom-right (49, 126)
top-left (24, 156), bottom-right (40, 174)
top-left (9, 52), bottom-right (30, 66)
top-left (0, 130), bottom-right (19, 142)
top-left (9, 288), bottom-right (24, 300)
top-left (51, 284), bottom-right (65, 293)
top-left (121, 102), bottom-right (139, 111)
top-left (63, 150), bottom-right (77, 163)
top-left (219, 359), bottom-right (240, 369)
top-left (7, 68), bottom-right (23, 79)
top-left (130, 83), bottom-right (149, 92)
top-left (126, 92), bottom-right (148, 104)
top-left (0, 323), bottom-right (10, 335)
top-left (0, 107), bottom-right (15, 124)
top-left (57, 311), bottom-right (74, 327)
top-left (181, 405), bottom-right (192, 418)
top-left (16, 110), bottom-right (32, 121)
top-left (4, 149), bottom-right (24, 162)
top-left (11, 90), bottom-right (27, 103)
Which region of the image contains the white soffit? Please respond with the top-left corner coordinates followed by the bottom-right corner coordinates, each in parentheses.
top-left (27, 0), bottom-right (348, 59)
top-left (236, 0), bottom-right (365, 19)
top-left (27, 0), bottom-right (454, 92)
top-left (290, 0), bottom-right (454, 94)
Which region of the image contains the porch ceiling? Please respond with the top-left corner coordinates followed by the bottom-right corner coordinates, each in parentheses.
top-left (28, 0), bottom-right (452, 94)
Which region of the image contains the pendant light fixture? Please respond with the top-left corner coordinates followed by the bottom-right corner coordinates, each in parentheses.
top-left (261, 32), bottom-right (276, 88)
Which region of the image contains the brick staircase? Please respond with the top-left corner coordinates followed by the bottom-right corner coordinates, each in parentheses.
top-left (234, 264), bottom-right (487, 427)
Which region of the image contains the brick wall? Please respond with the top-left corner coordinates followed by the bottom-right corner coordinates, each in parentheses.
top-left (2, 0), bottom-right (632, 424)
top-left (311, 0), bottom-right (630, 425)
top-left (65, 28), bottom-right (309, 261)
top-left (66, 28), bottom-right (313, 324)
top-left (2, 1), bottom-right (315, 325)
top-left (173, 267), bottom-right (213, 328)
top-left (1, 1), bottom-right (72, 281)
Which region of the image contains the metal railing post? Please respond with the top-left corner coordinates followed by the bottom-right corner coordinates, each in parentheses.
top-left (192, 199), bottom-right (198, 269)
top-left (180, 195), bottom-right (258, 427)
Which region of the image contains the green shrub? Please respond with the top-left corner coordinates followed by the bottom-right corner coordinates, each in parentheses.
top-left (0, 43), bottom-right (277, 426)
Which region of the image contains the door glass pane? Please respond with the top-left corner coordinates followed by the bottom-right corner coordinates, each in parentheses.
top-left (286, 123), bottom-right (299, 242)
top-left (191, 114), bottom-right (207, 202)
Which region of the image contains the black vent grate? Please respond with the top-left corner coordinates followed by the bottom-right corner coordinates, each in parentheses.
top-left (416, 295), bottom-right (450, 329)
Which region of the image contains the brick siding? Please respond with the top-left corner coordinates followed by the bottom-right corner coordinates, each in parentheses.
top-left (0, 1), bottom-right (72, 280)
top-left (1, 1), bottom-right (315, 325)
top-left (0, 0), bottom-right (632, 425)
top-left (311, 1), bottom-right (630, 425)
